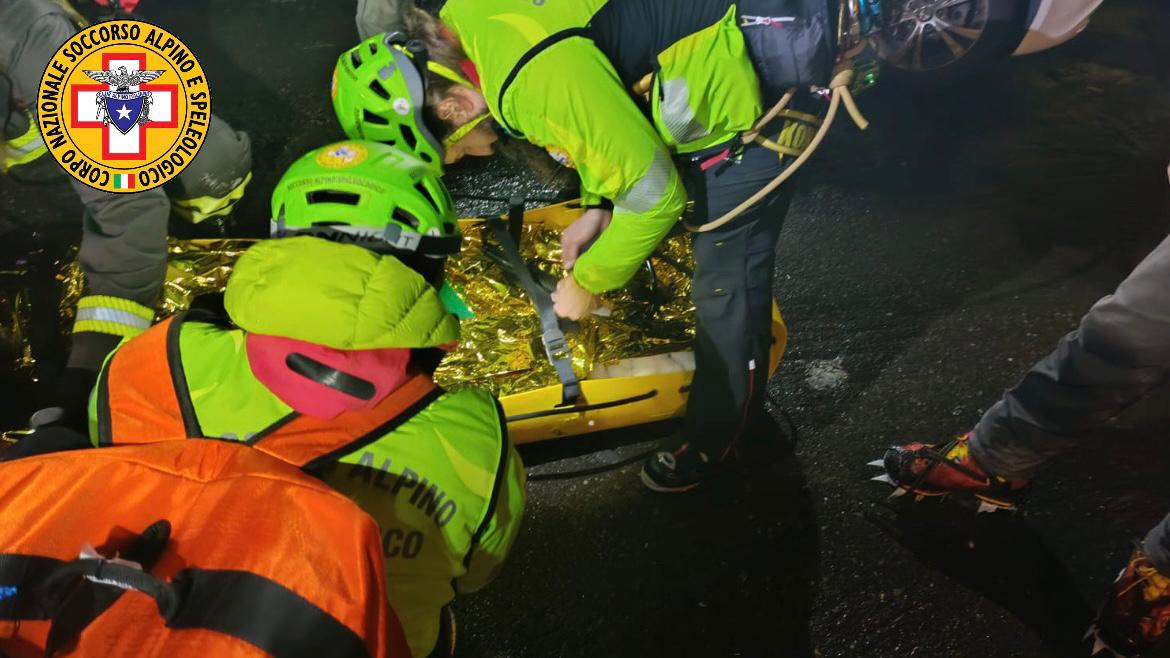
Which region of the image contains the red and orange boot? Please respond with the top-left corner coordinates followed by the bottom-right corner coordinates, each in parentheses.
top-left (869, 432), bottom-right (1028, 513)
top-left (1087, 546), bottom-right (1170, 657)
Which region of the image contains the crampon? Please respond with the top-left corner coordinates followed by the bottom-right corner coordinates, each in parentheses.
top-left (868, 433), bottom-right (1027, 514)
top-left (1085, 545), bottom-right (1170, 658)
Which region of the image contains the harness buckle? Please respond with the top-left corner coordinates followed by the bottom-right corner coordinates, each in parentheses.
top-left (542, 331), bottom-right (570, 363)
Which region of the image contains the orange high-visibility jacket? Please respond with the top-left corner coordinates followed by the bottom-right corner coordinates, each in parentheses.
top-left (0, 316), bottom-right (437, 658)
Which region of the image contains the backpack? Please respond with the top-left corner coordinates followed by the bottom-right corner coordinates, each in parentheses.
top-left (0, 428), bottom-right (413, 658)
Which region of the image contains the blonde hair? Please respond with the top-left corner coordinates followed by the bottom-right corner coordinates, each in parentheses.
top-left (402, 7), bottom-right (469, 128)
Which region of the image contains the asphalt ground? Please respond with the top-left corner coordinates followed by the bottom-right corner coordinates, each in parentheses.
top-left (2, 1), bottom-right (1170, 656)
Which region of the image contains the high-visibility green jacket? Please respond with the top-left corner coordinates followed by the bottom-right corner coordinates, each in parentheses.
top-left (89, 237), bottom-right (526, 658)
top-left (440, 0), bottom-right (764, 293)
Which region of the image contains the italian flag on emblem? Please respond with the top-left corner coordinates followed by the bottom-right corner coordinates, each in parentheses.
top-left (113, 173), bottom-right (135, 190)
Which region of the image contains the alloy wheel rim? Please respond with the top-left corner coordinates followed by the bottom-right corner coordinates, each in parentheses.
top-left (876, 0), bottom-right (988, 71)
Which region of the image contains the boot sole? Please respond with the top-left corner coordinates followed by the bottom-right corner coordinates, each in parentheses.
top-left (639, 468), bottom-right (702, 494)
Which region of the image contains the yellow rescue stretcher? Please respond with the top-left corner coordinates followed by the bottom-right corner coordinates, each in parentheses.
top-left (459, 200), bottom-right (787, 445)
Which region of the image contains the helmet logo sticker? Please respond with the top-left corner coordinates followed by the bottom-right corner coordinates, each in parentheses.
top-left (392, 98), bottom-right (411, 116)
top-left (316, 142), bottom-right (369, 168)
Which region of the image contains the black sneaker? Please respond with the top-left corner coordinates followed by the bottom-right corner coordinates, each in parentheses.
top-left (640, 442), bottom-right (711, 493)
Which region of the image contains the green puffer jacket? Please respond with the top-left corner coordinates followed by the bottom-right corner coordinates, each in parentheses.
top-left (89, 237), bottom-right (526, 658)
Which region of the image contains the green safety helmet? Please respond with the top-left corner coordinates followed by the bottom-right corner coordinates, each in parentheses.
top-left (332, 32), bottom-right (474, 171)
top-left (270, 140), bottom-right (462, 262)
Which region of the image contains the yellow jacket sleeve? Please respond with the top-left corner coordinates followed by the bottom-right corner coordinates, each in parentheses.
top-left (503, 40), bottom-right (688, 293)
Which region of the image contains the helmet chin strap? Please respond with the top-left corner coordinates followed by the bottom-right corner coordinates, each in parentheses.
top-left (426, 60), bottom-right (474, 89)
top-left (442, 112), bottom-right (490, 149)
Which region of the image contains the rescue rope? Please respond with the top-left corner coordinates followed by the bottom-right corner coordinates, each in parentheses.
top-left (740, 88), bottom-right (796, 144)
top-left (685, 65), bottom-right (870, 233)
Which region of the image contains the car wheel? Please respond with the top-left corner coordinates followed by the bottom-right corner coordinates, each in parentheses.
top-left (872, 0), bottom-right (1031, 86)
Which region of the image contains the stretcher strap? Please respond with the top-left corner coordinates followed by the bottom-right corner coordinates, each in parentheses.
top-left (506, 389), bottom-right (658, 423)
top-left (486, 219), bottom-right (582, 406)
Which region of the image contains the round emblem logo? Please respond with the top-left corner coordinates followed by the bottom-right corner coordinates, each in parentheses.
top-left (36, 20), bottom-right (210, 193)
top-left (392, 98), bottom-right (411, 116)
top-left (315, 142), bottom-right (368, 168)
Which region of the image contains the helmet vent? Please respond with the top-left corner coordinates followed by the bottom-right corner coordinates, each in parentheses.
top-left (363, 110), bottom-right (390, 126)
top-left (368, 80), bottom-right (390, 100)
top-left (349, 49), bottom-right (363, 68)
top-left (399, 124), bottom-right (418, 151)
top-left (393, 207), bottom-right (421, 229)
top-left (368, 41), bottom-right (379, 56)
top-left (306, 190), bottom-right (361, 206)
top-left (414, 182), bottom-right (438, 211)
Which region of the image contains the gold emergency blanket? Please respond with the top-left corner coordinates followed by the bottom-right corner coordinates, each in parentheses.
top-left (42, 227), bottom-right (697, 395)
top-left (57, 240), bottom-right (255, 329)
top-left (0, 268), bottom-right (35, 372)
top-left (437, 222), bottom-right (695, 396)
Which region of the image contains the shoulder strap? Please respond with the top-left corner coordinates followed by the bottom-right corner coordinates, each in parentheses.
top-left (248, 372), bottom-right (443, 471)
top-left (0, 554), bottom-right (372, 658)
top-left (495, 27), bottom-right (593, 137)
top-left (97, 314), bottom-right (203, 446)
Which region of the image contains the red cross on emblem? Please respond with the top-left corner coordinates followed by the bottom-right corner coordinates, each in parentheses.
top-left (70, 53), bottom-right (178, 161)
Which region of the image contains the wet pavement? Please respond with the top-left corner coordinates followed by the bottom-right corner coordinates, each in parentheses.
top-left (3, 1), bottom-right (1170, 656)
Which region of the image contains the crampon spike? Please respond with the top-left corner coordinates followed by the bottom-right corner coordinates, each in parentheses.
top-left (976, 501), bottom-right (999, 515)
top-left (866, 459), bottom-right (885, 468)
top-left (870, 473), bottom-right (895, 485)
top-left (1085, 626), bottom-right (1128, 658)
top-left (1090, 634), bottom-right (1115, 657)
top-left (887, 487), bottom-right (908, 500)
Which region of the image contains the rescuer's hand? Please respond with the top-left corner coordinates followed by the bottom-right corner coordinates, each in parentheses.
top-left (560, 207), bottom-right (612, 270)
top-left (552, 274), bottom-right (599, 320)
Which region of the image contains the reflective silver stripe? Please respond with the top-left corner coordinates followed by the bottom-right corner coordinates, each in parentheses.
top-left (9, 132), bottom-right (44, 155)
top-left (75, 307), bottom-right (152, 329)
top-left (658, 78), bottom-right (708, 145)
top-left (615, 148), bottom-right (673, 215)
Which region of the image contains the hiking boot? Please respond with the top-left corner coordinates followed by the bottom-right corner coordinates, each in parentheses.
top-left (640, 441), bottom-right (711, 493)
top-left (869, 432), bottom-right (1028, 512)
top-left (1088, 546), bottom-right (1170, 657)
